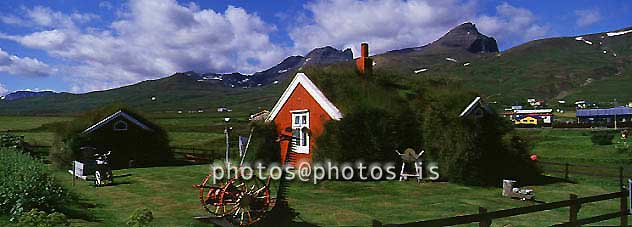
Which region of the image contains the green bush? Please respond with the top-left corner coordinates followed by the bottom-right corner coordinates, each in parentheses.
top-left (249, 122), bottom-right (280, 164)
top-left (315, 105), bottom-right (421, 163)
top-left (420, 88), bottom-right (540, 186)
top-left (17, 209), bottom-right (69, 227)
top-left (304, 64), bottom-right (539, 186)
top-left (591, 130), bottom-right (615, 145)
top-left (0, 149), bottom-right (69, 220)
top-left (126, 208), bottom-right (153, 227)
top-left (0, 134), bottom-right (24, 150)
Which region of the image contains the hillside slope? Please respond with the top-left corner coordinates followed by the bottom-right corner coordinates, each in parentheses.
top-left (377, 26), bottom-right (632, 105)
top-left (1, 24), bottom-right (631, 115)
top-left (0, 46), bottom-right (353, 115)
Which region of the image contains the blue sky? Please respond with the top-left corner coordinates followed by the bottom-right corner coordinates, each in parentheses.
top-left (0, 0), bottom-right (630, 95)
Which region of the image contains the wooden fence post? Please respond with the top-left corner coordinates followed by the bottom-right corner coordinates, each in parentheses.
top-left (621, 187), bottom-right (628, 227)
top-left (479, 207), bottom-right (491, 227)
top-left (569, 194), bottom-right (579, 224)
top-left (619, 166), bottom-right (624, 188)
top-left (565, 163), bottom-right (570, 181)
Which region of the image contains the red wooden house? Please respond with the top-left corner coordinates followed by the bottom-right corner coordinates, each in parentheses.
top-left (266, 43), bottom-right (372, 163)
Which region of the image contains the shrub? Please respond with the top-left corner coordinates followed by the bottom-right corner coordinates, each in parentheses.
top-left (591, 131), bottom-right (615, 145)
top-left (315, 105), bottom-right (421, 163)
top-left (0, 149), bottom-right (69, 220)
top-left (419, 86), bottom-right (540, 186)
top-left (305, 64), bottom-right (539, 186)
top-left (126, 208), bottom-right (153, 227)
top-left (249, 122), bottom-right (280, 165)
top-left (17, 209), bottom-right (69, 227)
top-left (0, 134), bottom-right (24, 150)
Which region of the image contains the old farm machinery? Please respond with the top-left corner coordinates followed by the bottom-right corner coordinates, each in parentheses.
top-left (193, 127), bottom-right (298, 226)
top-left (195, 173), bottom-right (274, 225)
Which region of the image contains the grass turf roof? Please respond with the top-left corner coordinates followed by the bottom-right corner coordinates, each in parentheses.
top-left (298, 62), bottom-right (482, 117)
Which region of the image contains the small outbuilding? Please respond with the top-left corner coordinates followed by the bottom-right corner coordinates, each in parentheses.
top-left (576, 106), bottom-right (632, 128)
top-left (78, 110), bottom-right (171, 169)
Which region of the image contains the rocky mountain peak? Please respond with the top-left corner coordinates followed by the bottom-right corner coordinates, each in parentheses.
top-left (432, 22), bottom-right (499, 53)
top-left (304, 46), bottom-right (353, 65)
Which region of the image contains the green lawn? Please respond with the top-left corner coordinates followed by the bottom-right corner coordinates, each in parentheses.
top-left (517, 129), bottom-right (632, 165)
top-left (3, 117), bottom-right (631, 226)
top-left (168, 132), bottom-right (224, 148)
top-left (48, 164), bottom-right (624, 227)
top-left (0, 116), bottom-right (70, 131)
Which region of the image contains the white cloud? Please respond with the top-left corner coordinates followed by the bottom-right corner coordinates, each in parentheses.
top-left (474, 2), bottom-right (550, 47)
top-left (0, 48), bottom-right (54, 77)
top-left (0, 0), bottom-right (551, 93)
top-left (98, 1), bottom-right (114, 10)
top-left (0, 0), bottom-right (286, 93)
top-left (575, 9), bottom-right (601, 27)
top-left (0, 83), bottom-right (8, 96)
top-left (0, 6), bottom-right (99, 29)
top-left (291, 0), bottom-right (549, 56)
top-left (290, 0), bottom-right (478, 57)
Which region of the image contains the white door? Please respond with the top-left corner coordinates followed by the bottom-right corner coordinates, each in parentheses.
top-left (291, 110), bottom-right (309, 154)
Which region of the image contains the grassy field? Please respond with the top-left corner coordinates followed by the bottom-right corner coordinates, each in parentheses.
top-left (0, 113), bottom-right (247, 148)
top-left (0, 116), bottom-right (70, 131)
top-left (2, 115), bottom-right (631, 226)
top-left (50, 163), bottom-right (623, 227)
top-left (517, 129), bottom-right (632, 165)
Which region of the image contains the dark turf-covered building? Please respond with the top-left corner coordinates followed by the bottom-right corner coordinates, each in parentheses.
top-left (79, 110), bottom-right (171, 169)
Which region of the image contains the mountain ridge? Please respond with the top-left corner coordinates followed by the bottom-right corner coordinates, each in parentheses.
top-left (1, 23), bottom-right (631, 114)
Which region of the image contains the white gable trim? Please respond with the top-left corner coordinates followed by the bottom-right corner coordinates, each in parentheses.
top-left (81, 110), bottom-right (153, 135)
top-left (266, 73), bottom-right (343, 122)
top-left (459, 96), bottom-right (482, 118)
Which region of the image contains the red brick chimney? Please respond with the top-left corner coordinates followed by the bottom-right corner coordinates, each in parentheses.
top-left (355, 43), bottom-right (372, 75)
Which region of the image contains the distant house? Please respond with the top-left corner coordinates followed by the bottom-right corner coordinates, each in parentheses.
top-left (217, 107), bottom-right (232, 112)
top-left (504, 109), bottom-right (553, 127)
top-left (459, 96), bottom-right (492, 119)
top-left (514, 116), bottom-right (538, 126)
top-left (527, 98), bottom-right (544, 107)
top-left (576, 106), bottom-right (632, 127)
top-left (266, 43), bottom-right (372, 163)
top-left (575, 100), bottom-right (597, 109)
top-left (249, 110), bottom-right (270, 121)
top-left (78, 110), bottom-right (170, 169)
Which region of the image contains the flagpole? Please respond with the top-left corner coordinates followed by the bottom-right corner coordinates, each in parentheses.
top-left (239, 127), bottom-right (255, 166)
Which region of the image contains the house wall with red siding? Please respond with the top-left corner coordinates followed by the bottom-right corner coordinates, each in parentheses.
top-left (273, 84), bottom-right (333, 163)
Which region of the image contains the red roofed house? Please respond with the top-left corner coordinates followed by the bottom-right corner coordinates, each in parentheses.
top-left (266, 43), bottom-right (372, 163)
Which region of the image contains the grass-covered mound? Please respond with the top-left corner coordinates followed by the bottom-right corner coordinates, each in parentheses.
top-left (304, 63), bottom-right (540, 186)
top-left (49, 105), bottom-right (172, 169)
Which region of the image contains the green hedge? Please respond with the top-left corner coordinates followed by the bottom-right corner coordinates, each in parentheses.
top-left (0, 148), bottom-right (69, 221)
top-left (248, 122), bottom-right (280, 165)
top-left (307, 64), bottom-right (539, 186)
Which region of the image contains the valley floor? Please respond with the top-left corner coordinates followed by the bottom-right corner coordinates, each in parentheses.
top-left (49, 164), bottom-right (622, 226)
top-left (2, 115), bottom-right (631, 226)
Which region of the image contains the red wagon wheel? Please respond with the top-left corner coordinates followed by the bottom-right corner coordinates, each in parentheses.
top-left (222, 175), bottom-right (273, 226)
top-left (194, 172), bottom-right (274, 226)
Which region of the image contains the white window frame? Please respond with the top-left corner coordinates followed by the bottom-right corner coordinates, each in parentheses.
top-left (290, 110), bottom-right (309, 154)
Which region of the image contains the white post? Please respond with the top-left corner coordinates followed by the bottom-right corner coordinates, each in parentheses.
top-left (239, 127), bottom-right (255, 167)
top-left (225, 127), bottom-right (229, 168)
